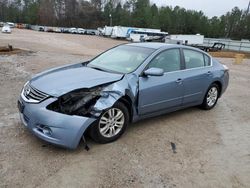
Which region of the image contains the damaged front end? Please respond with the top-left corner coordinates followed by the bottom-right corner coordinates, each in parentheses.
top-left (47, 87), bottom-right (104, 117)
top-left (19, 74), bottom-right (139, 149)
top-left (47, 74), bottom-right (138, 120)
top-left (45, 84), bottom-right (127, 150)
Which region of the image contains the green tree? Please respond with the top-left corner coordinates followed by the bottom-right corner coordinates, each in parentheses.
top-left (132, 0), bottom-right (151, 27)
top-left (1, 0), bottom-right (250, 39)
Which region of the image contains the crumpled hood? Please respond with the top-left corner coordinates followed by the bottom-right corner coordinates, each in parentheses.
top-left (30, 63), bottom-right (123, 97)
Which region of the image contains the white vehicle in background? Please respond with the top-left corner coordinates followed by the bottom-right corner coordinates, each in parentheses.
top-left (128, 30), bottom-right (168, 42)
top-left (85, 29), bottom-right (98, 35)
top-left (6, 22), bottom-right (15, 28)
top-left (54, 27), bottom-right (62, 33)
top-left (77, 28), bottom-right (85, 34)
top-left (103, 26), bottom-right (113, 36)
top-left (111, 26), bottom-right (134, 39)
top-left (69, 28), bottom-right (77, 34)
top-left (97, 27), bottom-right (104, 35)
top-left (165, 34), bottom-right (204, 45)
top-left (2, 24), bottom-right (11, 33)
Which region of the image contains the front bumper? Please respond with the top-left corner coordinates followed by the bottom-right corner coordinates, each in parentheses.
top-left (18, 97), bottom-right (96, 149)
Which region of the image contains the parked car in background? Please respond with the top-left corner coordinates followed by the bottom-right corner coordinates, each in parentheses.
top-left (61, 28), bottom-right (70, 33)
top-left (0, 22), bottom-right (4, 27)
top-left (77, 28), bottom-right (85, 34)
top-left (2, 24), bottom-right (11, 33)
top-left (54, 28), bottom-right (62, 33)
top-left (69, 27), bottom-right (77, 34)
top-left (38, 26), bottom-right (45, 32)
top-left (46, 27), bottom-right (54, 32)
top-left (18, 43), bottom-right (229, 149)
top-left (25, 24), bottom-right (31, 29)
top-left (86, 29), bottom-right (97, 35)
top-left (6, 22), bottom-right (15, 28)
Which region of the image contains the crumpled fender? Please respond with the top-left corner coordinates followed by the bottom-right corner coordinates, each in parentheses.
top-left (91, 73), bottom-right (138, 116)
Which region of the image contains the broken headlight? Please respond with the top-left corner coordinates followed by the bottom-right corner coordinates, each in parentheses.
top-left (47, 87), bottom-right (103, 116)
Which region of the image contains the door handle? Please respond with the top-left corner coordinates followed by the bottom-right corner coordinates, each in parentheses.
top-left (176, 78), bottom-right (182, 84)
top-left (206, 71), bottom-right (212, 75)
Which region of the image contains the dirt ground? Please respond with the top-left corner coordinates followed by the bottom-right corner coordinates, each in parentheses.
top-left (209, 51), bottom-right (250, 59)
top-left (0, 29), bottom-right (249, 188)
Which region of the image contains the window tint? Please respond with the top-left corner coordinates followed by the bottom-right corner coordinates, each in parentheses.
top-left (148, 49), bottom-right (181, 72)
top-left (183, 49), bottom-right (205, 69)
top-left (204, 55), bottom-right (211, 66)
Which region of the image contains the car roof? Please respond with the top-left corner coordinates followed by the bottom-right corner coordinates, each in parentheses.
top-left (126, 42), bottom-right (184, 50)
top-left (125, 42), bottom-right (172, 49)
top-left (125, 42), bottom-right (205, 53)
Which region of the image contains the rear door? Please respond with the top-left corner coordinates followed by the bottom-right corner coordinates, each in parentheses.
top-left (181, 48), bottom-right (213, 105)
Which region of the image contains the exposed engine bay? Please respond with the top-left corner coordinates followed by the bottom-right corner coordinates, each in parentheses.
top-left (47, 87), bottom-right (103, 116)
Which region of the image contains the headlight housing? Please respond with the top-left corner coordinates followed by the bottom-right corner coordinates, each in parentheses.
top-left (47, 87), bottom-right (103, 116)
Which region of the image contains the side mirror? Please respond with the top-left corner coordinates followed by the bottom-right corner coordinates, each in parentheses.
top-left (144, 67), bottom-right (164, 77)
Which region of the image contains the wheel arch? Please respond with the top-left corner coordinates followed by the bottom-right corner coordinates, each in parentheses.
top-left (212, 80), bottom-right (222, 97)
top-left (85, 94), bottom-right (133, 137)
top-left (118, 95), bottom-right (133, 123)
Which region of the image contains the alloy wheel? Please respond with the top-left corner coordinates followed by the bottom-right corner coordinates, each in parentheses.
top-left (206, 87), bottom-right (218, 107)
top-left (98, 108), bottom-right (125, 138)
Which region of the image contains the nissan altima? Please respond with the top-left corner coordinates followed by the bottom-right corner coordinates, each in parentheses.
top-left (18, 43), bottom-right (229, 149)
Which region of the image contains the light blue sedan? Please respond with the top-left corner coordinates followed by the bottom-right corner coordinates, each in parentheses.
top-left (18, 43), bottom-right (229, 149)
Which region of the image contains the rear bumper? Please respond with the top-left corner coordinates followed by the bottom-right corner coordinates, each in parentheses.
top-left (18, 97), bottom-right (96, 149)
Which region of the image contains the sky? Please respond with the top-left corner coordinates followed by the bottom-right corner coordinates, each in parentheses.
top-left (153, 0), bottom-right (250, 18)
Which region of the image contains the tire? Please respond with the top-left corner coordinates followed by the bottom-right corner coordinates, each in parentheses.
top-left (201, 83), bottom-right (220, 110)
top-left (89, 102), bottom-right (129, 144)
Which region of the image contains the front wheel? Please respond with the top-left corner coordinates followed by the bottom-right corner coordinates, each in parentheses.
top-left (201, 84), bottom-right (219, 110)
top-left (89, 102), bottom-right (129, 144)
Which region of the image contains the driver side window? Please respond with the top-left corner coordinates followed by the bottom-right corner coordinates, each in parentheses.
top-left (148, 49), bottom-right (181, 72)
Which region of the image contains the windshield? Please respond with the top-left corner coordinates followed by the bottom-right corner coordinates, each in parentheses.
top-left (87, 45), bottom-right (154, 74)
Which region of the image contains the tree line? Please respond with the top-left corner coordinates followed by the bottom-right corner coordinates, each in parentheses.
top-left (0, 0), bottom-right (249, 39)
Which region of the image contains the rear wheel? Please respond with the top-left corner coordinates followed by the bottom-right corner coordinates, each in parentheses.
top-left (89, 102), bottom-right (129, 143)
top-left (201, 84), bottom-right (219, 110)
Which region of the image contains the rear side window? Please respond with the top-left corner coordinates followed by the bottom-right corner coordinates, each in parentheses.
top-left (183, 49), bottom-right (206, 69)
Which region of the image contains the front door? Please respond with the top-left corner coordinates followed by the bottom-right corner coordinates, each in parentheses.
top-left (138, 48), bottom-right (184, 115)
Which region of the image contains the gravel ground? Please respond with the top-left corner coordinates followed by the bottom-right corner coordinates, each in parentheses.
top-left (0, 29), bottom-right (249, 188)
